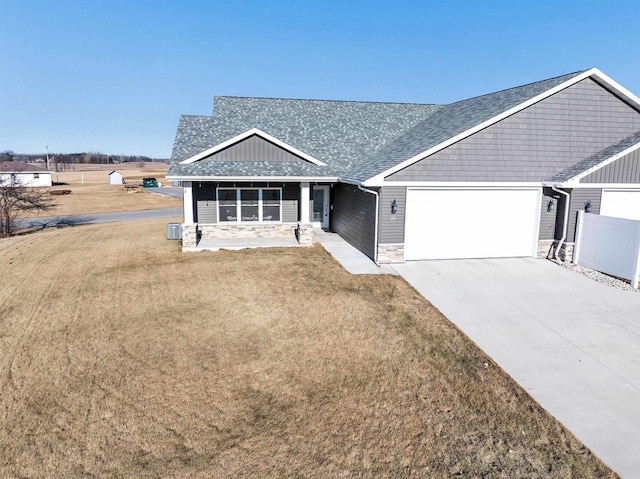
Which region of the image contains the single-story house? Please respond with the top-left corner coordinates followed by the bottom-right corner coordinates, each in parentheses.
top-left (167, 67), bottom-right (640, 263)
top-left (108, 170), bottom-right (124, 185)
top-left (0, 161), bottom-right (52, 187)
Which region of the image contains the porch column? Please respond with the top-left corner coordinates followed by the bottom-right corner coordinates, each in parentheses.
top-left (183, 181), bottom-right (194, 224)
top-left (300, 182), bottom-right (310, 224)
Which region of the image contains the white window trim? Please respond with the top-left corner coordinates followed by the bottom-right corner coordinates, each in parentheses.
top-left (216, 187), bottom-right (282, 224)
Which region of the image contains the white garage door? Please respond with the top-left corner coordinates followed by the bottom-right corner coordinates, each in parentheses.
top-left (404, 188), bottom-right (540, 260)
top-left (600, 190), bottom-right (640, 220)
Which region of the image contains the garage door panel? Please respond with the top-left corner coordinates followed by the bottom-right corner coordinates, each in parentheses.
top-left (600, 190), bottom-right (640, 220)
top-left (405, 189), bottom-right (539, 260)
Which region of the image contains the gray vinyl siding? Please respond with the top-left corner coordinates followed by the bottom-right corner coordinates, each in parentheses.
top-left (581, 148), bottom-right (640, 183)
top-left (282, 183), bottom-right (299, 222)
top-left (379, 186), bottom-right (406, 243)
top-left (193, 183), bottom-right (217, 223)
top-left (539, 187), bottom-right (560, 240)
top-left (567, 189), bottom-right (602, 242)
top-left (193, 181), bottom-right (299, 223)
top-left (207, 135), bottom-right (305, 162)
top-left (331, 184), bottom-right (377, 259)
top-left (387, 79), bottom-right (640, 182)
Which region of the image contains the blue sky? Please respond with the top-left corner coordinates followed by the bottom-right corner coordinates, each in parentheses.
top-left (1, 0), bottom-right (639, 158)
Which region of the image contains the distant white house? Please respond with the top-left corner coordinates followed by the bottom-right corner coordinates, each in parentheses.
top-left (108, 171), bottom-right (124, 185)
top-left (0, 161), bottom-right (52, 187)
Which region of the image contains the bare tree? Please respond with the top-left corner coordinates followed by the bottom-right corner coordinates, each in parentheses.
top-left (0, 175), bottom-right (53, 238)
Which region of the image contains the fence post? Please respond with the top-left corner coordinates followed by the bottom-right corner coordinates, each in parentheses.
top-left (573, 210), bottom-right (584, 265)
top-left (633, 222), bottom-right (640, 289)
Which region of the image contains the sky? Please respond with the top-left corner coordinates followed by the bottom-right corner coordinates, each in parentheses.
top-left (1, 0), bottom-right (640, 159)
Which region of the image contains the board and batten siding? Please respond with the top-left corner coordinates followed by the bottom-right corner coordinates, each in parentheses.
top-left (331, 184), bottom-right (377, 260)
top-left (581, 148), bottom-right (640, 183)
top-left (387, 78), bottom-right (640, 182)
top-left (192, 182), bottom-right (299, 223)
top-left (207, 135), bottom-right (305, 162)
top-left (567, 189), bottom-right (602, 242)
top-left (378, 186), bottom-right (406, 243)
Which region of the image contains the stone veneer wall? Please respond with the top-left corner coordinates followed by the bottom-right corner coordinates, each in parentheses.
top-left (377, 243), bottom-right (405, 264)
top-left (182, 222), bottom-right (314, 248)
top-left (537, 240), bottom-right (575, 261)
top-left (182, 224), bottom-right (198, 248)
top-left (199, 223), bottom-right (297, 239)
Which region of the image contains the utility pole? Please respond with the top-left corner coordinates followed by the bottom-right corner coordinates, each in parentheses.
top-left (45, 146), bottom-right (50, 170)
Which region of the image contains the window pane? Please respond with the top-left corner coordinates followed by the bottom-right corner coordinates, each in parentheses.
top-left (218, 189), bottom-right (237, 222)
top-left (263, 205), bottom-right (280, 221)
top-left (240, 190), bottom-right (259, 221)
top-left (241, 190), bottom-right (258, 203)
top-left (263, 189), bottom-right (280, 203)
top-left (313, 189), bottom-right (324, 222)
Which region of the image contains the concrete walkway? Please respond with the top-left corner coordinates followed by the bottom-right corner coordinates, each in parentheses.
top-left (393, 258), bottom-right (640, 478)
top-left (313, 229), bottom-right (396, 275)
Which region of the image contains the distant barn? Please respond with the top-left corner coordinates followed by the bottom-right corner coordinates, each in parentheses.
top-left (108, 171), bottom-right (123, 185)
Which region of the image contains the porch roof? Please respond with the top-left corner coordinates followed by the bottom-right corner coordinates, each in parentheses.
top-left (167, 159), bottom-right (332, 179)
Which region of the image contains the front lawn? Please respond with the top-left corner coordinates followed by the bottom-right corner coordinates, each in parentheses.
top-left (0, 219), bottom-right (616, 477)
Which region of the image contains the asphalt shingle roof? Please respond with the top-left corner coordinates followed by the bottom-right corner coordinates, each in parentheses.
top-left (0, 161), bottom-right (49, 172)
top-left (169, 70), bottom-right (589, 181)
top-left (168, 160), bottom-right (330, 178)
top-left (169, 98), bottom-right (441, 178)
top-left (546, 130), bottom-right (640, 183)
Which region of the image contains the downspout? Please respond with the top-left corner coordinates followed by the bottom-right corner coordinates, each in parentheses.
top-left (357, 184), bottom-right (380, 266)
top-left (550, 185), bottom-right (570, 262)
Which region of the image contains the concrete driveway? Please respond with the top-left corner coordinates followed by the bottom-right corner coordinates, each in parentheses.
top-left (393, 258), bottom-right (640, 478)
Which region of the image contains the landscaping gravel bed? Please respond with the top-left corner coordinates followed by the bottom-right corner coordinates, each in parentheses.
top-left (553, 260), bottom-right (639, 293)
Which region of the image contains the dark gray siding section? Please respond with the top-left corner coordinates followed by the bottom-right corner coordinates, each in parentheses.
top-left (193, 183), bottom-right (217, 223)
top-left (379, 186), bottom-right (406, 243)
top-left (282, 183), bottom-right (299, 222)
top-left (581, 148), bottom-right (640, 183)
top-left (539, 187), bottom-right (560, 240)
top-left (331, 184), bottom-right (376, 259)
top-left (208, 135), bottom-right (305, 162)
top-left (387, 79), bottom-right (640, 182)
top-left (567, 189), bottom-right (602, 242)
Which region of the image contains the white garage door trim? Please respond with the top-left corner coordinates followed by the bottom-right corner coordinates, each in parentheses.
top-left (404, 187), bottom-right (541, 260)
top-left (600, 189), bottom-right (640, 220)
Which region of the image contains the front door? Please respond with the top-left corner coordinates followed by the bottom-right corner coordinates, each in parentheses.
top-left (312, 186), bottom-right (330, 229)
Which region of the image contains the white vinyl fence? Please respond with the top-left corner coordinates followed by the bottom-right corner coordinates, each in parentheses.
top-left (574, 211), bottom-right (640, 288)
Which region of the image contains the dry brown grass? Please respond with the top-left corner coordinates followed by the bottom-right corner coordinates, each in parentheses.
top-left (27, 167), bottom-right (180, 217)
top-left (0, 220), bottom-right (617, 478)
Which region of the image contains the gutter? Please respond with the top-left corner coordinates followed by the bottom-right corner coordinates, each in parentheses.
top-left (357, 184), bottom-right (380, 266)
top-left (544, 182), bottom-right (571, 262)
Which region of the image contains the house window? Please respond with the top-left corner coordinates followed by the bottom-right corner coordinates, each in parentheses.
top-left (217, 188), bottom-right (281, 223)
top-left (262, 189), bottom-right (280, 221)
top-left (218, 189), bottom-right (237, 222)
top-left (34, 173), bottom-right (40, 179)
top-left (241, 189), bottom-right (259, 221)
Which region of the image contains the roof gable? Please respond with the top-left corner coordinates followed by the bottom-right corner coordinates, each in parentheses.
top-left (180, 128), bottom-right (326, 166)
top-left (357, 68), bottom-right (640, 185)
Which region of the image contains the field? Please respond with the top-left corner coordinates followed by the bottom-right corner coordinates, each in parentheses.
top-left (0, 219), bottom-right (616, 478)
top-left (29, 166), bottom-right (181, 217)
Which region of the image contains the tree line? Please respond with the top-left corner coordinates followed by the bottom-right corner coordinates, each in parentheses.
top-left (1, 150), bottom-right (167, 171)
